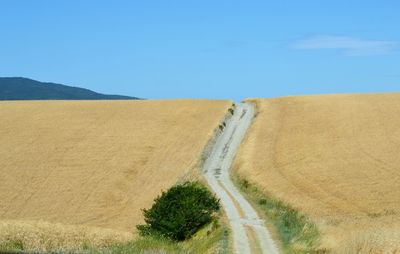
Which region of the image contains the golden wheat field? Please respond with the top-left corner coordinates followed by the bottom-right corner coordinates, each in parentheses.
top-left (234, 94), bottom-right (400, 253)
top-left (0, 99), bottom-right (231, 251)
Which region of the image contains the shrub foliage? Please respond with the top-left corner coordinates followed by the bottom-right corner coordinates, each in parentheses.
top-left (137, 181), bottom-right (220, 241)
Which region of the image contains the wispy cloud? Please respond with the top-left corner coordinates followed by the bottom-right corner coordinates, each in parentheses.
top-left (292, 35), bottom-right (398, 56)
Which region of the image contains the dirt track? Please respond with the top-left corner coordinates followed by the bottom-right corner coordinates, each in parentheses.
top-left (203, 103), bottom-right (279, 254)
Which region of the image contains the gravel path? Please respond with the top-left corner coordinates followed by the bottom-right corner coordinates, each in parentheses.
top-left (203, 103), bottom-right (279, 254)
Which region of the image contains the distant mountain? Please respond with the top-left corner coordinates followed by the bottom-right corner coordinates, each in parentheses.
top-left (0, 77), bottom-right (139, 100)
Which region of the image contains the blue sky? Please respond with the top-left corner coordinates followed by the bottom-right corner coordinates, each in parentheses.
top-left (1, 1), bottom-right (399, 101)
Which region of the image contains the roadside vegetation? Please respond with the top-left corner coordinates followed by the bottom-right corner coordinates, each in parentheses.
top-left (235, 176), bottom-right (320, 254)
top-left (0, 224), bottom-right (229, 254)
top-left (94, 221), bottom-right (229, 254)
top-left (137, 181), bottom-right (221, 241)
top-left (99, 181), bottom-right (228, 254)
top-left (0, 182), bottom-right (229, 254)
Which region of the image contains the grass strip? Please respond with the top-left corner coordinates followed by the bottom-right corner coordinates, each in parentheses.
top-left (234, 176), bottom-right (321, 254)
top-left (88, 221), bottom-right (229, 254)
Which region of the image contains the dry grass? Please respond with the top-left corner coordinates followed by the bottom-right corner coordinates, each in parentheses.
top-left (234, 94), bottom-right (400, 253)
top-left (0, 219), bottom-right (132, 252)
top-left (0, 99), bottom-right (231, 251)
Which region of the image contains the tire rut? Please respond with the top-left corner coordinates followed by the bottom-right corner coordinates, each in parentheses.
top-left (203, 103), bottom-right (279, 254)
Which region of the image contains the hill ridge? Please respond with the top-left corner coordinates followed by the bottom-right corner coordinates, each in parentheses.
top-left (0, 77), bottom-right (139, 100)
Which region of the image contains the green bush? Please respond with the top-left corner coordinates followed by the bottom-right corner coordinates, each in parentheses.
top-left (137, 181), bottom-right (220, 241)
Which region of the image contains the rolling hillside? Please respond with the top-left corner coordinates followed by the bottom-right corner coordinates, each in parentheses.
top-left (0, 77), bottom-right (138, 100)
top-left (0, 99), bottom-right (231, 251)
top-left (234, 94), bottom-right (400, 253)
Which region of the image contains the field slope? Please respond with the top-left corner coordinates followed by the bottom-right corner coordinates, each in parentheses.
top-left (0, 100), bottom-right (231, 251)
top-left (234, 93), bottom-right (400, 253)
